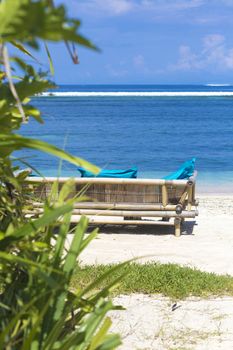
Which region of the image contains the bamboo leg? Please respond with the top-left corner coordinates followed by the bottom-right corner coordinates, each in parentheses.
top-left (187, 187), bottom-right (193, 211)
top-left (162, 185), bottom-right (168, 207)
top-left (179, 187), bottom-right (188, 207)
top-left (174, 218), bottom-right (181, 237)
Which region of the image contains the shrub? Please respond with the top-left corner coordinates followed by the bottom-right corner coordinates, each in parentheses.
top-left (0, 1), bottom-right (123, 348)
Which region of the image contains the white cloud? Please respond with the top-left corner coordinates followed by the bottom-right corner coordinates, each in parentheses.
top-left (68, 0), bottom-right (233, 26)
top-left (76, 0), bottom-right (205, 17)
top-left (202, 34), bottom-right (225, 51)
top-left (99, 0), bottom-right (134, 14)
top-left (77, 0), bottom-right (134, 16)
top-left (172, 45), bottom-right (203, 70)
top-left (141, 0), bottom-right (204, 11)
top-left (106, 64), bottom-right (128, 77)
top-left (170, 34), bottom-right (233, 71)
top-left (194, 15), bottom-right (229, 24)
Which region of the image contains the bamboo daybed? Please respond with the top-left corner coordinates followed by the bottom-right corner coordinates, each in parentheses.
top-left (26, 171), bottom-right (198, 236)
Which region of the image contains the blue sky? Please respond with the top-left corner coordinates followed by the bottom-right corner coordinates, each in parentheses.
top-left (47, 0), bottom-right (233, 84)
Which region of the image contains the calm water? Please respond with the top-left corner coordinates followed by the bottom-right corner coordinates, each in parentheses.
top-left (18, 85), bottom-right (233, 193)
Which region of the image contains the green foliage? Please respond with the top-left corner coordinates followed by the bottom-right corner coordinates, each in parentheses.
top-left (0, 0), bottom-right (98, 50)
top-left (0, 0), bottom-right (100, 228)
top-left (0, 134), bottom-right (100, 171)
top-left (0, 159), bottom-right (29, 231)
top-left (0, 1), bottom-right (123, 349)
top-left (72, 263), bottom-right (233, 300)
top-left (0, 182), bottom-right (123, 349)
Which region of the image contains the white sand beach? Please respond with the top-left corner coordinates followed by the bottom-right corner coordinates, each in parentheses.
top-left (110, 294), bottom-right (233, 350)
top-left (78, 194), bottom-right (233, 349)
top-left (80, 194), bottom-right (233, 276)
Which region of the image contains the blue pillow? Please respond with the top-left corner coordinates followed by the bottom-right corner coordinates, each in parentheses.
top-left (78, 167), bottom-right (138, 178)
top-left (163, 158), bottom-right (196, 180)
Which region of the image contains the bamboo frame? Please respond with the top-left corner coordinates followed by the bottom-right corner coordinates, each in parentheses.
top-left (26, 176), bottom-right (189, 187)
top-left (67, 209), bottom-right (198, 218)
top-left (26, 174), bottom-right (198, 236)
top-left (187, 187), bottom-right (193, 211)
top-left (174, 218), bottom-right (182, 237)
top-left (70, 217), bottom-right (175, 226)
top-left (27, 207), bottom-right (197, 218)
top-left (32, 201), bottom-right (183, 212)
top-left (162, 185), bottom-right (168, 207)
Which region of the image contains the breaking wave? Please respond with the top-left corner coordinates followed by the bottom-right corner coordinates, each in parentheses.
top-left (205, 84), bottom-right (232, 87)
top-left (41, 91), bottom-right (233, 97)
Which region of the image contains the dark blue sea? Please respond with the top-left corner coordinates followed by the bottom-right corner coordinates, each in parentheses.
top-left (18, 84), bottom-right (233, 193)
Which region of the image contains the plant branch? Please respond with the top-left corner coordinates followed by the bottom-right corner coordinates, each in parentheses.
top-left (65, 41), bottom-right (79, 64)
top-left (47, 0), bottom-right (79, 64)
top-left (2, 44), bottom-right (26, 123)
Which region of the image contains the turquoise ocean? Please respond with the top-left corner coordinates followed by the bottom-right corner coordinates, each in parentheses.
top-left (19, 84), bottom-right (233, 193)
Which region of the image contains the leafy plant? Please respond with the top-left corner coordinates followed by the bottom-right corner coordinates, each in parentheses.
top-left (0, 1), bottom-right (124, 349)
top-left (0, 181), bottom-right (126, 349)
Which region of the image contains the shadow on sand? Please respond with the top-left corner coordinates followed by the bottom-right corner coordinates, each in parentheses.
top-left (87, 220), bottom-right (197, 236)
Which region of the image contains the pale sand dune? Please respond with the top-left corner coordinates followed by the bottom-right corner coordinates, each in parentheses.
top-left (77, 195), bottom-right (233, 349)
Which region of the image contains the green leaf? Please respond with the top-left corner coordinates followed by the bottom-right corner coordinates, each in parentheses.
top-left (23, 105), bottom-right (43, 123)
top-left (57, 179), bottom-right (75, 204)
top-left (44, 42), bottom-right (54, 76)
top-left (10, 40), bottom-right (37, 61)
top-left (0, 203), bottom-right (74, 249)
top-left (12, 56), bottom-right (36, 76)
top-left (16, 78), bottom-right (55, 99)
top-left (0, 1), bottom-right (98, 51)
top-left (43, 309), bottom-right (74, 349)
top-left (0, 252), bottom-right (62, 285)
top-left (21, 299), bottom-right (51, 350)
top-left (0, 134), bottom-right (100, 174)
top-left (0, 0), bottom-right (29, 38)
top-left (79, 228), bottom-right (98, 254)
top-left (63, 216), bottom-right (89, 278)
top-left (95, 334), bottom-right (122, 350)
top-left (88, 317), bottom-right (113, 350)
top-left (55, 300), bottom-right (114, 350)
top-left (53, 211), bottom-right (72, 268)
top-left (0, 302), bottom-right (11, 311)
top-left (0, 291), bottom-right (52, 348)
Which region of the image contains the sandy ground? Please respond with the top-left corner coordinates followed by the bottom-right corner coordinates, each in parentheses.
top-left (77, 194), bottom-right (233, 349)
top-left (110, 294), bottom-right (233, 350)
top-left (79, 195), bottom-right (233, 276)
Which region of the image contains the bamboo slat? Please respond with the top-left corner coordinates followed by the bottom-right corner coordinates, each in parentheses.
top-left (28, 207), bottom-right (197, 218)
top-left (68, 209), bottom-right (197, 218)
top-left (70, 216), bottom-right (175, 225)
top-left (32, 202), bottom-right (180, 211)
top-left (26, 176), bottom-right (190, 187)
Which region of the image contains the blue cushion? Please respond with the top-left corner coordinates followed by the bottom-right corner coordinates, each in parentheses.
top-left (163, 158), bottom-right (196, 180)
top-left (78, 167), bottom-right (138, 178)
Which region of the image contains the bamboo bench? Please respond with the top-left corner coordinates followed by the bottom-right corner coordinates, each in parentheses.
top-left (26, 172), bottom-right (198, 236)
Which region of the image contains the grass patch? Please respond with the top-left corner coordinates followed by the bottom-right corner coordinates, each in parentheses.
top-left (71, 262), bottom-right (233, 299)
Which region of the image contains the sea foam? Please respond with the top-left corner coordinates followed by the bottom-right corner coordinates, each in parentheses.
top-left (41, 91), bottom-right (233, 97)
top-left (205, 84), bottom-right (231, 87)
